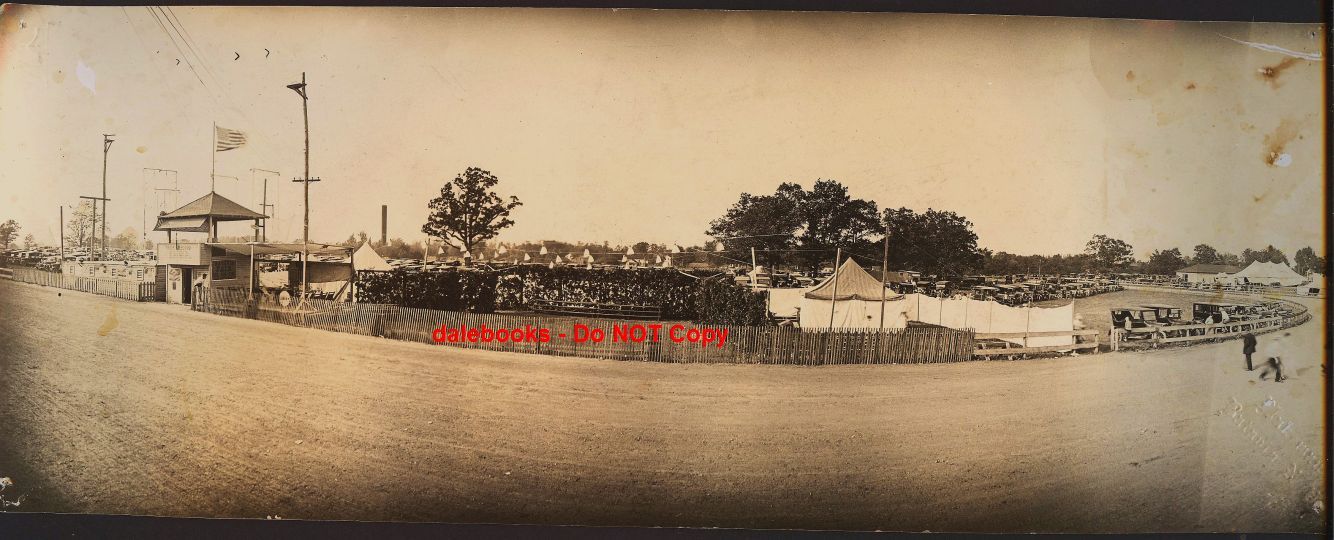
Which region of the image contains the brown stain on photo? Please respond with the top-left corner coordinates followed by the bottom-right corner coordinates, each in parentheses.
top-left (1184, 81), bottom-right (1195, 90)
top-left (1124, 70), bottom-right (1135, 82)
top-left (97, 304), bottom-right (119, 336)
top-left (136, 146), bottom-right (148, 154)
top-left (1257, 57), bottom-right (1299, 88)
top-left (1262, 118), bottom-right (1301, 167)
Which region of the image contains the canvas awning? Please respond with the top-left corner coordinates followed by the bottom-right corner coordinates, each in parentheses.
top-left (153, 216), bottom-right (210, 232)
top-left (205, 242), bottom-right (353, 258)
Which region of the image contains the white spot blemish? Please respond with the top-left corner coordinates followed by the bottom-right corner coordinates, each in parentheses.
top-left (76, 60), bottom-right (96, 94)
top-left (1273, 153), bottom-right (1292, 167)
top-left (1219, 34), bottom-right (1323, 61)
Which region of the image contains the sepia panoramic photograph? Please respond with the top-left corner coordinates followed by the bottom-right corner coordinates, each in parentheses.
top-left (0, 4), bottom-right (1327, 535)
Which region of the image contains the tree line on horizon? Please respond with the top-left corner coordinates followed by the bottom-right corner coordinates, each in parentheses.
top-left (3, 169), bottom-right (1327, 279)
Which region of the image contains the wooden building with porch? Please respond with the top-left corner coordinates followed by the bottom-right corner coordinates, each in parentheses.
top-left (153, 191), bottom-right (267, 304)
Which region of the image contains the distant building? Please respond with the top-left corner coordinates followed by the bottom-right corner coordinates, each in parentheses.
top-left (1175, 263), bottom-right (1242, 284)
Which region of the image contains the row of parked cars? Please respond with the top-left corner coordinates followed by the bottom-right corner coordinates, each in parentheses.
top-left (1111, 301), bottom-right (1295, 340)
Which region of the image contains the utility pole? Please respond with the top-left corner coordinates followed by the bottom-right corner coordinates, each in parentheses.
top-left (101, 134), bottom-right (114, 259)
top-left (879, 228), bottom-right (889, 332)
top-left (79, 195), bottom-right (109, 254)
top-left (250, 167), bottom-right (280, 241)
top-left (288, 73), bottom-right (319, 304)
top-left (381, 205), bottom-right (387, 245)
top-left (59, 205), bottom-right (65, 262)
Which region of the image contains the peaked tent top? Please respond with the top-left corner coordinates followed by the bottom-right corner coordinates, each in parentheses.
top-left (1231, 260), bottom-right (1306, 285)
top-left (805, 257), bottom-right (896, 301)
top-left (351, 241), bottom-right (393, 271)
top-left (160, 191), bottom-right (267, 221)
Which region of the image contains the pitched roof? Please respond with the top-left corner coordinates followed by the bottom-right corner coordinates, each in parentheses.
top-left (1176, 263), bottom-right (1242, 274)
top-left (805, 257), bottom-right (897, 301)
top-left (351, 241), bottom-right (393, 271)
top-left (160, 191), bottom-right (266, 220)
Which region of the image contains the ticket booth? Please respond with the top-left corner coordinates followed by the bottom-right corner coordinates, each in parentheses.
top-left (153, 191), bottom-right (267, 305)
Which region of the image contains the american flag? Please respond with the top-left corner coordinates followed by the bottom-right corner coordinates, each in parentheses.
top-left (215, 125), bottom-right (248, 151)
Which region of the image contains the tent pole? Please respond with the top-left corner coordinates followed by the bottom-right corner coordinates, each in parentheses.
top-left (828, 247), bottom-right (841, 331)
top-left (879, 229), bottom-right (888, 331)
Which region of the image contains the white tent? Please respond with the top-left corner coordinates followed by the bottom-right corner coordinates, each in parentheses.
top-left (351, 241), bottom-right (392, 271)
top-left (1231, 260), bottom-right (1306, 287)
top-left (798, 258), bottom-right (906, 329)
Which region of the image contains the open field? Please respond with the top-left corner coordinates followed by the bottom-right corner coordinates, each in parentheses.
top-left (0, 279), bottom-right (1325, 532)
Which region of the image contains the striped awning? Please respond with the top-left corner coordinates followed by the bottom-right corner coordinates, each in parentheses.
top-left (153, 216), bottom-right (209, 232)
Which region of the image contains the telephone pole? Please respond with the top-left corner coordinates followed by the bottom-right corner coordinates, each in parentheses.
top-left (879, 228), bottom-right (890, 331)
top-left (100, 134), bottom-right (115, 259)
top-left (79, 195), bottom-right (109, 253)
top-left (250, 168), bottom-right (280, 242)
top-left (288, 73), bottom-right (320, 303)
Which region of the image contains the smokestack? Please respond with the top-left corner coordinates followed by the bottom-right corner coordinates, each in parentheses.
top-left (381, 205), bottom-right (387, 245)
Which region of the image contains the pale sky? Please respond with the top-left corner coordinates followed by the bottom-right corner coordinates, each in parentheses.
top-left (0, 6), bottom-right (1324, 257)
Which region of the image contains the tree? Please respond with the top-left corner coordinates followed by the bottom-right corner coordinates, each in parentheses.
top-left (340, 231), bottom-right (370, 248)
top-left (1218, 251), bottom-right (1242, 266)
top-left (65, 202), bottom-right (95, 248)
top-left (883, 207), bottom-right (985, 277)
top-left (111, 227), bottom-right (139, 250)
top-left (706, 189), bottom-right (800, 267)
top-left (422, 167), bottom-right (522, 262)
top-left (22, 233), bottom-right (36, 250)
top-left (1192, 244), bottom-right (1220, 265)
top-left (1145, 248), bottom-right (1188, 275)
top-left (1293, 247), bottom-right (1327, 275)
top-left (0, 219), bottom-right (20, 250)
top-left (792, 180), bottom-right (882, 270)
top-left (1084, 234), bottom-right (1135, 270)
top-left (1242, 245), bottom-right (1288, 265)
top-left (708, 179), bottom-right (880, 270)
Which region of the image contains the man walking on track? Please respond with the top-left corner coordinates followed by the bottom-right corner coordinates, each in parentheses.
top-left (1242, 332), bottom-right (1257, 371)
top-left (1258, 332), bottom-right (1289, 383)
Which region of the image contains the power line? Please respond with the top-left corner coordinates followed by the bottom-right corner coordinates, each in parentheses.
top-left (145, 6), bottom-right (207, 89)
top-left (161, 6), bottom-right (221, 87)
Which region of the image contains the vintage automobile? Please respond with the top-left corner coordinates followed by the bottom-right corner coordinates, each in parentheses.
top-left (1139, 304), bottom-right (1186, 325)
top-left (1110, 307), bottom-right (1158, 332)
top-left (1191, 302), bottom-right (1250, 324)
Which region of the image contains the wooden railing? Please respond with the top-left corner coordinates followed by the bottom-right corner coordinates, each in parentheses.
top-left (1110, 303), bottom-right (1310, 351)
top-left (7, 267), bottom-right (157, 302)
top-left (973, 329), bottom-right (1101, 358)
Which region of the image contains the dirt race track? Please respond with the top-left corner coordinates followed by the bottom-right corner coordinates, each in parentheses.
top-left (0, 279), bottom-right (1326, 532)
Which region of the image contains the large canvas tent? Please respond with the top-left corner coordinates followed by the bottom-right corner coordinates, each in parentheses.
top-left (791, 257), bottom-right (1074, 346)
top-left (1230, 261), bottom-right (1306, 287)
top-left (798, 258), bottom-right (907, 329)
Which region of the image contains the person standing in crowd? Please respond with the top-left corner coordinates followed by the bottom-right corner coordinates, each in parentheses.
top-left (1242, 331), bottom-right (1257, 371)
